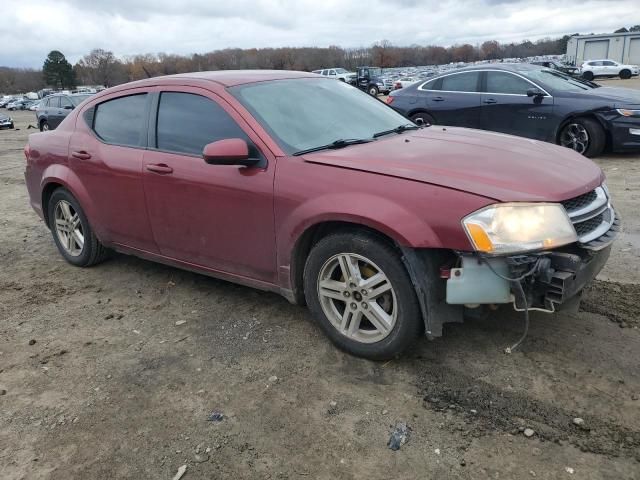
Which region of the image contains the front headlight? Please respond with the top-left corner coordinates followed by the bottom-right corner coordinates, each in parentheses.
top-left (616, 108), bottom-right (640, 117)
top-left (462, 203), bottom-right (577, 255)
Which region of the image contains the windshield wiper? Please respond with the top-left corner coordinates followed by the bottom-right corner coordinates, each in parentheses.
top-left (292, 138), bottom-right (373, 156)
top-left (372, 123), bottom-right (421, 138)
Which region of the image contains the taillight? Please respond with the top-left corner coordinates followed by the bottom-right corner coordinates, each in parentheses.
top-left (385, 96), bottom-right (394, 105)
top-left (24, 144), bottom-right (30, 162)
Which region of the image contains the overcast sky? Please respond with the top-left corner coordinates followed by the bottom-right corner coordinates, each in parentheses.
top-left (0, 0), bottom-right (637, 68)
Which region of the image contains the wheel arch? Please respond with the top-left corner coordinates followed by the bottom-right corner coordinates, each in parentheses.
top-left (40, 168), bottom-right (99, 234)
top-left (289, 221), bottom-right (411, 305)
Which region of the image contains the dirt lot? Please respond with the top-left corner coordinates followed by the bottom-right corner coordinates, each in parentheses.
top-left (1, 78), bottom-right (640, 480)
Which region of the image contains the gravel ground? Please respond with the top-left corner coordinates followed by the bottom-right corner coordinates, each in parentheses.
top-left (1, 78), bottom-right (640, 479)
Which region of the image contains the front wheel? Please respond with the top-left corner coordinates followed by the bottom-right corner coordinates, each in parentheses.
top-left (559, 117), bottom-right (605, 158)
top-left (40, 120), bottom-right (49, 132)
top-left (303, 231), bottom-right (422, 360)
top-left (47, 188), bottom-right (109, 267)
top-left (620, 69), bottom-right (632, 80)
top-left (368, 85), bottom-right (379, 96)
top-left (582, 71), bottom-right (594, 81)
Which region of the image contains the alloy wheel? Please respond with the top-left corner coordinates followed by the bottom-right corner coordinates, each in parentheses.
top-left (42, 122), bottom-right (49, 131)
top-left (560, 123), bottom-right (590, 154)
top-left (317, 253), bottom-right (397, 344)
top-left (54, 200), bottom-right (84, 256)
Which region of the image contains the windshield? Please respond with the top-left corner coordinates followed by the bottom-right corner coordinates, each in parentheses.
top-left (524, 69), bottom-right (597, 92)
top-left (70, 94), bottom-right (92, 105)
top-left (231, 78), bottom-right (410, 154)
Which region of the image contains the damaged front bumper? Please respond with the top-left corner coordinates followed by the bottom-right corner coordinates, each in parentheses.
top-left (401, 220), bottom-right (618, 339)
top-left (446, 245), bottom-right (612, 313)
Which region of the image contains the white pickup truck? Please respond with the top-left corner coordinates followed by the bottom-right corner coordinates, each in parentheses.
top-left (312, 68), bottom-right (357, 83)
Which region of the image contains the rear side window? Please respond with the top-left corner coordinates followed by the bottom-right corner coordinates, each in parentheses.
top-left (60, 96), bottom-right (73, 108)
top-left (441, 72), bottom-right (480, 92)
top-left (156, 92), bottom-right (248, 156)
top-left (485, 72), bottom-right (533, 95)
top-left (420, 78), bottom-right (439, 90)
top-left (93, 94), bottom-right (148, 147)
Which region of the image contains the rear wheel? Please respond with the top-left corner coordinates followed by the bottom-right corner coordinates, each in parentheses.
top-left (304, 231), bottom-right (422, 360)
top-left (620, 69), bottom-right (632, 80)
top-left (47, 188), bottom-right (109, 267)
top-left (410, 112), bottom-right (435, 126)
top-left (559, 117), bottom-right (605, 158)
top-left (368, 85), bottom-right (379, 96)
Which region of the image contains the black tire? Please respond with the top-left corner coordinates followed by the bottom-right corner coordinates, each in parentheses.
top-left (368, 85), bottom-right (379, 96)
top-left (620, 69), bottom-right (631, 80)
top-left (410, 112), bottom-right (435, 126)
top-left (303, 231), bottom-right (422, 360)
top-left (558, 117), bottom-right (605, 158)
top-left (47, 188), bottom-right (109, 267)
top-left (40, 120), bottom-right (49, 132)
top-left (582, 71), bottom-right (594, 81)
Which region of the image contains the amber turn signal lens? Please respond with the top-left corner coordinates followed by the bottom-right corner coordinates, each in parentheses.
top-left (465, 223), bottom-right (494, 252)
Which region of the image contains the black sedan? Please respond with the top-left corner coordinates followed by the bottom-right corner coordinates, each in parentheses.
top-left (387, 63), bottom-right (640, 157)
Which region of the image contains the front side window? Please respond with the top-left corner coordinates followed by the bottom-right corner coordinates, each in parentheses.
top-left (93, 93), bottom-right (147, 147)
top-left (156, 92), bottom-right (248, 156)
top-left (485, 71), bottom-right (533, 95)
top-left (49, 96), bottom-right (60, 108)
top-left (525, 69), bottom-right (593, 92)
top-left (440, 72), bottom-right (480, 92)
top-left (231, 78), bottom-right (410, 154)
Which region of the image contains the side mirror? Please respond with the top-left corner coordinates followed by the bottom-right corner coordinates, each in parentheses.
top-left (526, 88), bottom-right (545, 98)
top-left (203, 138), bottom-right (259, 167)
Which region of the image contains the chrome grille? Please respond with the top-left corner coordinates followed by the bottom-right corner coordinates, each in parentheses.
top-left (562, 190), bottom-right (598, 214)
top-left (561, 186), bottom-right (617, 250)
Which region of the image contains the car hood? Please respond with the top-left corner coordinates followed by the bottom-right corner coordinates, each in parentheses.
top-left (573, 86), bottom-right (640, 107)
top-left (0, 113), bottom-right (10, 121)
top-left (301, 127), bottom-right (603, 202)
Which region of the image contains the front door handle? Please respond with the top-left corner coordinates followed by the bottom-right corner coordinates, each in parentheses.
top-left (71, 151), bottom-right (91, 160)
top-left (146, 163), bottom-right (174, 174)
top-left (483, 98), bottom-right (497, 104)
top-left (432, 96), bottom-right (445, 102)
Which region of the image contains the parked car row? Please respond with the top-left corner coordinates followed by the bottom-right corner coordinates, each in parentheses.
top-left (387, 63), bottom-right (640, 157)
top-left (25, 70), bottom-right (619, 359)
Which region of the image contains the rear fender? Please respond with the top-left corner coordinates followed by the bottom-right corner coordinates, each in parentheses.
top-left (40, 165), bottom-right (103, 238)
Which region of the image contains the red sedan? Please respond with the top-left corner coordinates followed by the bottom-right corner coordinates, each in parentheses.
top-left (24, 70), bottom-right (617, 359)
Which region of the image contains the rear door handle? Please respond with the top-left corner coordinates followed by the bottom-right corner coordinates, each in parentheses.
top-left (71, 151), bottom-right (91, 160)
top-left (146, 163), bottom-right (174, 174)
top-left (432, 96), bottom-right (445, 102)
top-left (483, 98), bottom-right (497, 104)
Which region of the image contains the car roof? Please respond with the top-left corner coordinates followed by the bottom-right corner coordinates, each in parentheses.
top-left (115, 70), bottom-right (318, 90)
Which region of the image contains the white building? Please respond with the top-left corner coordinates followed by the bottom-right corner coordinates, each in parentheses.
top-left (566, 32), bottom-right (640, 65)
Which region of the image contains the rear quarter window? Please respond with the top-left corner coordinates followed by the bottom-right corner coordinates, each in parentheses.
top-left (92, 94), bottom-right (148, 147)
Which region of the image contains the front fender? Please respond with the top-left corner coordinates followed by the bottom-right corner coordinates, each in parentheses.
top-left (276, 192), bottom-right (443, 292)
